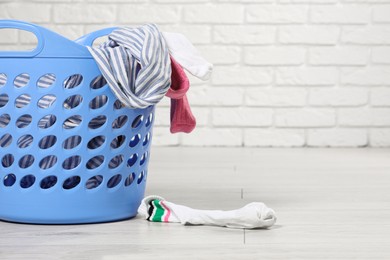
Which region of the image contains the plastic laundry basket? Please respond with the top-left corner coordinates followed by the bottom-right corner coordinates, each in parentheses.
top-left (0, 20), bottom-right (154, 224)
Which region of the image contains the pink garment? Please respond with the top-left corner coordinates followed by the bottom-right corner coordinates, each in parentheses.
top-left (166, 57), bottom-right (196, 134)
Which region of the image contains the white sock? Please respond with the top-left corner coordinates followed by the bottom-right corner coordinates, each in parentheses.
top-left (162, 32), bottom-right (213, 81)
top-left (138, 196), bottom-right (277, 229)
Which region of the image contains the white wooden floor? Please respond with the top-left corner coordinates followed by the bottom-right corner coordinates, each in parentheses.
top-left (1, 147), bottom-right (390, 259)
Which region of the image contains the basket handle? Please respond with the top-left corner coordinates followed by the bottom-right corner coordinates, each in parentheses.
top-left (0, 20), bottom-right (90, 58)
top-left (75, 27), bottom-right (117, 46)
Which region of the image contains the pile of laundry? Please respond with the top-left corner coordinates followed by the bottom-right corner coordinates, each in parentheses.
top-left (88, 23), bottom-right (213, 134)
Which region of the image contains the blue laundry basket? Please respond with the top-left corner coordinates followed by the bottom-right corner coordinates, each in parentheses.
top-left (0, 20), bottom-right (154, 224)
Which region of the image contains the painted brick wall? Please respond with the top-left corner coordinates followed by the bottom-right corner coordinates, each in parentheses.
top-left (1, 0), bottom-right (390, 147)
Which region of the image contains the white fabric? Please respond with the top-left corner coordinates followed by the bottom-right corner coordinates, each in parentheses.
top-left (162, 32), bottom-right (213, 81)
top-left (138, 195), bottom-right (277, 229)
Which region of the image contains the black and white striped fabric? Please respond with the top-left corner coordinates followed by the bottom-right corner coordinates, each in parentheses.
top-left (87, 24), bottom-right (171, 109)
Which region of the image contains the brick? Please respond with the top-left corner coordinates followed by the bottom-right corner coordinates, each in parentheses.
top-left (245, 88), bottom-right (307, 107)
top-left (343, 0), bottom-right (390, 2)
top-left (341, 67), bottom-right (390, 85)
top-left (307, 128), bottom-right (367, 147)
top-left (339, 108), bottom-right (390, 126)
top-left (309, 47), bottom-right (368, 65)
top-left (244, 128), bottom-right (305, 147)
top-left (87, 0), bottom-right (143, 2)
top-left (197, 46), bottom-right (241, 65)
top-left (218, 0), bottom-right (273, 2)
top-left (309, 88), bottom-right (368, 106)
top-left (373, 5), bottom-right (390, 23)
top-left (244, 47), bottom-right (305, 65)
top-left (156, 0), bottom-right (208, 2)
top-left (214, 25), bottom-right (276, 44)
top-left (154, 107), bottom-right (171, 127)
top-left (0, 28), bottom-right (18, 44)
top-left (191, 107), bottom-right (210, 126)
top-left (275, 108), bottom-right (336, 127)
top-left (310, 5), bottom-right (370, 24)
top-left (246, 4), bottom-right (307, 24)
top-left (280, 0), bottom-right (337, 2)
top-left (46, 25), bottom-right (84, 41)
top-left (19, 30), bottom-right (38, 44)
top-left (371, 47), bottom-right (390, 64)
top-left (181, 128), bottom-right (242, 146)
top-left (187, 86), bottom-right (244, 106)
top-left (279, 25), bottom-right (340, 44)
top-left (118, 5), bottom-right (180, 24)
top-left (54, 4), bottom-right (116, 24)
top-left (371, 87), bottom-right (390, 106)
top-left (370, 129), bottom-right (390, 147)
top-left (212, 107), bottom-right (273, 126)
top-left (212, 66), bottom-right (273, 85)
top-left (159, 25), bottom-right (212, 44)
top-left (151, 127), bottom-right (180, 146)
top-left (342, 26), bottom-right (390, 44)
top-left (0, 3), bottom-right (51, 23)
top-left (183, 4), bottom-right (244, 23)
top-left (276, 67), bottom-right (338, 86)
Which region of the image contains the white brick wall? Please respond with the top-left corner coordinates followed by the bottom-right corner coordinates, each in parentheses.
top-left (1, 0), bottom-right (389, 147)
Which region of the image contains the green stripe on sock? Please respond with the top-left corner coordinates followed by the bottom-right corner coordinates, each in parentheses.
top-left (151, 200), bottom-right (166, 222)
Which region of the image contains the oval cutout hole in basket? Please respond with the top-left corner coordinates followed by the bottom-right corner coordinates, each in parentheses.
top-left (131, 115), bottom-right (143, 129)
top-left (0, 73), bottom-right (7, 87)
top-left (0, 133), bottom-right (12, 148)
top-left (86, 175), bottom-right (103, 189)
top-left (110, 135), bottom-right (126, 149)
top-left (38, 94), bottom-right (56, 109)
top-left (112, 115), bottom-right (128, 129)
top-left (16, 114), bottom-right (32, 128)
top-left (0, 114), bottom-right (10, 128)
top-left (2, 153), bottom-right (14, 168)
top-left (127, 153), bottom-right (138, 167)
top-left (88, 115), bottom-right (107, 130)
top-left (140, 152), bottom-right (148, 166)
top-left (113, 99), bottom-right (124, 110)
top-left (38, 135), bottom-right (57, 149)
top-left (145, 113), bottom-right (153, 128)
top-left (63, 176), bottom-right (81, 190)
top-left (143, 132), bottom-right (150, 146)
top-left (89, 95), bottom-right (108, 109)
top-left (62, 155), bottom-right (81, 170)
top-left (14, 73), bottom-right (30, 88)
top-left (87, 135), bottom-right (105, 150)
top-left (40, 175), bottom-right (57, 189)
top-left (137, 171), bottom-right (145, 184)
top-left (86, 155), bottom-right (104, 170)
top-left (63, 115), bottom-right (82, 129)
top-left (124, 172), bottom-right (135, 187)
top-left (15, 94), bottom-right (31, 108)
top-left (39, 155), bottom-right (57, 170)
top-left (0, 93), bottom-right (9, 108)
top-left (108, 154), bottom-right (124, 169)
top-left (63, 135), bottom-right (82, 150)
top-left (37, 73), bottom-right (56, 88)
top-left (63, 95), bottom-right (83, 109)
top-left (63, 74), bottom-right (83, 89)
top-left (129, 134), bottom-right (141, 148)
top-left (90, 75), bottom-right (107, 89)
top-left (107, 174), bottom-right (122, 188)
top-left (20, 174), bottom-right (35, 189)
top-left (4, 173), bottom-right (16, 187)
top-left (38, 114), bottom-right (56, 129)
top-left (17, 134), bottom-right (33, 148)
top-left (19, 154), bottom-right (34, 169)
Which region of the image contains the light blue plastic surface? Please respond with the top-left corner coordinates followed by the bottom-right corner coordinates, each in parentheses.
top-left (0, 20), bottom-right (154, 224)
